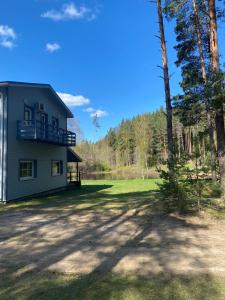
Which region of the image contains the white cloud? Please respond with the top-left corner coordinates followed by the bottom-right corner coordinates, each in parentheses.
top-left (0, 25), bottom-right (16, 39)
top-left (58, 92), bottom-right (90, 106)
top-left (1, 40), bottom-right (14, 49)
top-left (84, 107), bottom-right (108, 118)
top-left (46, 42), bottom-right (61, 53)
top-left (85, 107), bottom-right (95, 113)
top-left (0, 25), bottom-right (16, 49)
top-left (93, 109), bottom-right (108, 118)
top-left (41, 2), bottom-right (92, 21)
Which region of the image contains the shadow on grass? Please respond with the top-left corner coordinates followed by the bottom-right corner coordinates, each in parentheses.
top-left (1, 182), bottom-right (161, 215)
top-left (1, 181), bottom-right (225, 299)
top-left (0, 184), bottom-right (114, 211)
top-left (1, 272), bottom-right (225, 300)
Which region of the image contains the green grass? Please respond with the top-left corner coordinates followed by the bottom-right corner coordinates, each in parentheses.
top-left (0, 179), bottom-right (161, 213)
top-left (1, 178), bottom-right (225, 218)
top-left (1, 271), bottom-right (225, 300)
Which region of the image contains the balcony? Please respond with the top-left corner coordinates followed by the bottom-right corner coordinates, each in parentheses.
top-left (17, 120), bottom-right (76, 146)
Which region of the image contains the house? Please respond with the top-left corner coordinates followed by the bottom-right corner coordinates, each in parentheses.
top-left (0, 81), bottom-right (81, 203)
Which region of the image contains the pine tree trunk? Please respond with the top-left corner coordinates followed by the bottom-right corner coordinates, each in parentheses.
top-left (192, 0), bottom-right (217, 180)
top-left (208, 0), bottom-right (225, 194)
top-left (156, 0), bottom-right (174, 179)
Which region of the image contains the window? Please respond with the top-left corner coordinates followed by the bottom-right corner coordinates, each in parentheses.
top-left (52, 117), bottom-right (59, 130)
top-left (40, 113), bottom-right (48, 138)
top-left (19, 160), bottom-right (36, 180)
top-left (24, 105), bottom-right (33, 122)
top-left (52, 160), bottom-right (63, 176)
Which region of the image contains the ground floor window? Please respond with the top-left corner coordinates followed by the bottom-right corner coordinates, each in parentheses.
top-left (52, 160), bottom-right (63, 176)
top-left (19, 160), bottom-right (36, 180)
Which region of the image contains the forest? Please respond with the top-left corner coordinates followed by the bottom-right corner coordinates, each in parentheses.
top-left (76, 0), bottom-right (225, 212)
top-left (76, 108), bottom-right (202, 172)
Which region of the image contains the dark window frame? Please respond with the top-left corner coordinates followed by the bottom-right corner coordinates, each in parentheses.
top-left (52, 116), bottom-right (59, 130)
top-left (40, 112), bottom-right (48, 125)
top-left (51, 160), bottom-right (63, 176)
top-left (24, 105), bottom-right (34, 122)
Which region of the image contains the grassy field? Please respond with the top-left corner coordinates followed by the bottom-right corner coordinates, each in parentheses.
top-left (1, 179), bottom-right (225, 300)
top-left (1, 272), bottom-right (225, 300)
top-left (1, 178), bottom-right (224, 218)
top-left (0, 179), bottom-right (161, 213)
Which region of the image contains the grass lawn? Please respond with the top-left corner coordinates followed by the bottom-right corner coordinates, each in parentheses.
top-left (1, 179), bottom-right (225, 300)
top-left (1, 272), bottom-right (225, 300)
top-left (1, 178), bottom-right (224, 218)
top-left (0, 179), bottom-right (161, 213)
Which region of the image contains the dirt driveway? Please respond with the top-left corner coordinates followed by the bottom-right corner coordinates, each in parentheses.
top-left (1, 206), bottom-right (225, 277)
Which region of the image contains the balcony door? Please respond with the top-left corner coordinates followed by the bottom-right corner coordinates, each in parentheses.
top-left (40, 113), bottom-right (48, 139)
top-left (24, 106), bottom-right (33, 125)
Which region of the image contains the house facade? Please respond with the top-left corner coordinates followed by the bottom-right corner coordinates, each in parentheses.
top-left (0, 81), bottom-right (77, 202)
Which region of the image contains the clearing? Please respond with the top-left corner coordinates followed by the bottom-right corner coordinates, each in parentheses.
top-left (1, 179), bottom-right (225, 300)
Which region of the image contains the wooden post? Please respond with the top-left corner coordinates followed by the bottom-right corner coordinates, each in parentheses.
top-left (76, 162), bottom-right (79, 182)
top-left (79, 171), bottom-right (81, 187)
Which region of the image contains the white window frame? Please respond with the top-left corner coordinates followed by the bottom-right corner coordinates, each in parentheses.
top-left (19, 160), bottom-right (34, 181)
top-left (52, 160), bottom-right (61, 176)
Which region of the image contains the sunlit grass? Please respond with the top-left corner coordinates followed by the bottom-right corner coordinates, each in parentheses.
top-left (0, 179), bottom-right (161, 213)
top-left (1, 179), bottom-right (225, 218)
top-left (1, 272), bottom-right (225, 300)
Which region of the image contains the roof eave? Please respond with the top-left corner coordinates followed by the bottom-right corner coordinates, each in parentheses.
top-left (0, 81), bottom-right (74, 118)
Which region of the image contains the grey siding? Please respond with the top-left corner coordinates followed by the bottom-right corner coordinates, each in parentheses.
top-left (0, 87), bottom-right (7, 202)
top-left (6, 86), bottom-right (68, 201)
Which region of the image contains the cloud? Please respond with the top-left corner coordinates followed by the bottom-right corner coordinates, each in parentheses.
top-left (85, 107), bottom-right (95, 113)
top-left (41, 2), bottom-right (94, 21)
top-left (0, 25), bottom-right (16, 49)
top-left (1, 40), bottom-right (14, 49)
top-left (58, 92), bottom-right (90, 106)
top-left (84, 107), bottom-right (108, 118)
top-left (46, 42), bottom-right (61, 53)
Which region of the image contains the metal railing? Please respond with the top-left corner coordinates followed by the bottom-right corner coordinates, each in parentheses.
top-left (17, 120), bottom-right (76, 146)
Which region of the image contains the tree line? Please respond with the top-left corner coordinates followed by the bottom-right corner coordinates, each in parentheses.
top-left (76, 107), bottom-right (213, 173)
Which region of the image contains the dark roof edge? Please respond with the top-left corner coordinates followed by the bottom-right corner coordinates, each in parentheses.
top-left (67, 148), bottom-right (82, 162)
top-left (0, 81), bottom-right (73, 118)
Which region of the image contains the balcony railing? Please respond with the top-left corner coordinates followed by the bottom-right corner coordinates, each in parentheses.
top-left (17, 120), bottom-right (76, 146)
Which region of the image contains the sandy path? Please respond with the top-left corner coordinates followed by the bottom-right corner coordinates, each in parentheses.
top-left (1, 208), bottom-right (225, 277)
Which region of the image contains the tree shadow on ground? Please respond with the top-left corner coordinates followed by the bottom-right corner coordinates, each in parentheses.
top-left (2, 184), bottom-right (114, 211)
top-left (1, 271), bottom-right (224, 300)
top-left (0, 183), bottom-right (225, 299)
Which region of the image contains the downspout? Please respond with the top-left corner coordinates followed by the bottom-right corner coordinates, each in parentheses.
top-left (2, 88), bottom-right (8, 202)
top-left (0, 92), bottom-right (3, 202)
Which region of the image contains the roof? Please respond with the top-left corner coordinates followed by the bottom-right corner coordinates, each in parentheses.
top-left (67, 148), bottom-right (82, 162)
top-left (0, 81), bottom-right (73, 118)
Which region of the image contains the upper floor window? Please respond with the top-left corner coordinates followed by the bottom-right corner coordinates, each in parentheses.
top-left (19, 160), bottom-right (37, 180)
top-left (52, 117), bottom-right (59, 130)
top-left (24, 105), bottom-right (33, 122)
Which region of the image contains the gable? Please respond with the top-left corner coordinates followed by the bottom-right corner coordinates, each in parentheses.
top-left (0, 81), bottom-right (73, 118)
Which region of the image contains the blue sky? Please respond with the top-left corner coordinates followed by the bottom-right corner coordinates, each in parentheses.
top-left (0, 0), bottom-right (224, 141)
